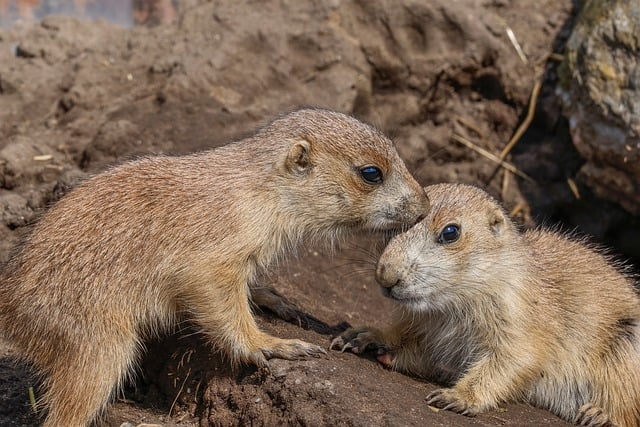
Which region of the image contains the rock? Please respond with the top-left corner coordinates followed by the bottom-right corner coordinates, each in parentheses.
top-left (558, 0), bottom-right (640, 214)
top-left (0, 193), bottom-right (34, 229)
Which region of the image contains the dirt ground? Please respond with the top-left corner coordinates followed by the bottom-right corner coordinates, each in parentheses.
top-left (0, 0), bottom-right (638, 426)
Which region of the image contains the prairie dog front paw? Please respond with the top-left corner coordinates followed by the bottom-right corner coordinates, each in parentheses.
top-left (260, 338), bottom-right (326, 361)
top-left (574, 403), bottom-right (612, 427)
top-left (426, 387), bottom-right (481, 417)
top-left (329, 326), bottom-right (390, 356)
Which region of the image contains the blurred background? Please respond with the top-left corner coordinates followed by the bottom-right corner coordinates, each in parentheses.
top-left (0, 0), bottom-right (177, 27)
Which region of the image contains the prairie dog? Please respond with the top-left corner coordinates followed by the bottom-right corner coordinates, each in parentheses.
top-left (0, 109), bottom-right (429, 427)
top-left (332, 183), bottom-right (640, 427)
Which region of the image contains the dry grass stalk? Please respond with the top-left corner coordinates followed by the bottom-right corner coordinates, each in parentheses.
top-left (451, 133), bottom-right (536, 183)
top-left (500, 80), bottom-right (542, 160)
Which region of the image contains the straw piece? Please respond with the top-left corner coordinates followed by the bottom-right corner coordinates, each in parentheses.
top-left (567, 178), bottom-right (581, 199)
top-left (506, 26), bottom-right (528, 64)
top-left (499, 80), bottom-right (542, 160)
top-left (451, 133), bottom-right (536, 183)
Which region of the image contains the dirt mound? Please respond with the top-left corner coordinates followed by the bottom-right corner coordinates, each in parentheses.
top-left (0, 0), bottom-right (636, 425)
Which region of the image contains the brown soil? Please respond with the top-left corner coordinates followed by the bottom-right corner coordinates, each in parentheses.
top-left (0, 1), bottom-right (637, 426)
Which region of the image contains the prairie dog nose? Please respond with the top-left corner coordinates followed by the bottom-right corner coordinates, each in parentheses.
top-left (376, 261), bottom-right (400, 289)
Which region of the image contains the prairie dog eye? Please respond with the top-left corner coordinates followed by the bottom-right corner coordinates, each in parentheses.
top-left (438, 224), bottom-right (461, 244)
top-left (359, 166), bottom-right (383, 184)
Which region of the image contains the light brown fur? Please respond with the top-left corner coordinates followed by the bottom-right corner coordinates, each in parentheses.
top-left (332, 183), bottom-right (640, 427)
top-left (0, 109), bottom-right (428, 427)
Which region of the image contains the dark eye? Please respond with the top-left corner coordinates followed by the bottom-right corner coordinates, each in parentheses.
top-left (438, 224), bottom-right (460, 244)
top-left (359, 166), bottom-right (383, 184)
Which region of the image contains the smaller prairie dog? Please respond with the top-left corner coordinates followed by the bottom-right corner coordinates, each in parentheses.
top-left (0, 109), bottom-right (429, 427)
top-left (332, 183), bottom-right (640, 427)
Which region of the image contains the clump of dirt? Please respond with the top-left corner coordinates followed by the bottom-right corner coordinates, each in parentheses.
top-left (0, 0), bottom-right (637, 426)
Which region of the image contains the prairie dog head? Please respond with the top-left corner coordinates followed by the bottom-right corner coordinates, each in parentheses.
top-left (376, 183), bottom-right (520, 312)
top-left (266, 109), bottom-right (429, 233)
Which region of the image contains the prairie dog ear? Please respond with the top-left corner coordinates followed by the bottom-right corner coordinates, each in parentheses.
top-left (285, 139), bottom-right (311, 174)
top-left (488, 207), bottom-right (507, 236)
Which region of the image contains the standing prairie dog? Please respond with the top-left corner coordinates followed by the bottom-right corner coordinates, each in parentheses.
top-left (332, 183), bottom-right (640, 427)
top-left (0, 108), bottom-right (429, 427)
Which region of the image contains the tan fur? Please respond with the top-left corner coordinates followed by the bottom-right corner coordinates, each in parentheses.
top-left (0, 109), bottom-right (428, 427)
top-left (332, 183), bottom-right (640, 427)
